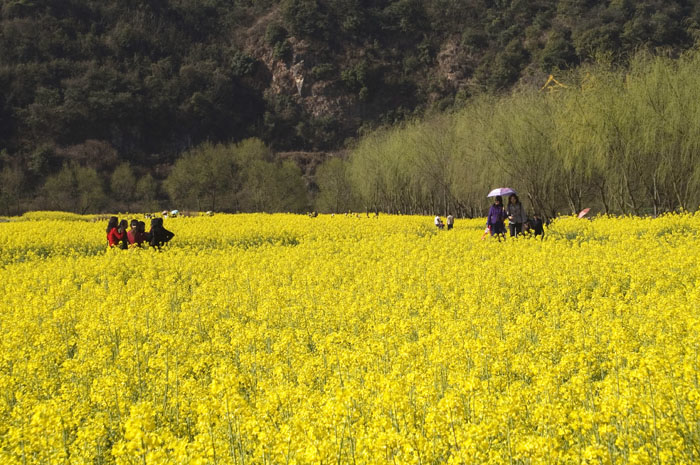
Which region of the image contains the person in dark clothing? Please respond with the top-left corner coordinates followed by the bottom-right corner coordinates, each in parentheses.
top-left (524, 214), bottom-right (545, 240)
top-left (487, 196), bottom-right (507, 241)
top-left (148, 217), bottom-right (174, 250)
top-left (530, 214), bottom-right (545, 240)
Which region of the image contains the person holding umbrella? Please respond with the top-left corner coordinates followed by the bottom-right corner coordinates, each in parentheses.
top-left (487, 195), bottom-right (507, 241)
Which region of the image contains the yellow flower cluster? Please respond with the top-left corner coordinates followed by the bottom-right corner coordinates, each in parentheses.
top-left (0, 212), bottom-right (699, 464)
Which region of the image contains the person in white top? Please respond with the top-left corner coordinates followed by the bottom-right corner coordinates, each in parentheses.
top-left (434, 215), bottom-right (444, 229)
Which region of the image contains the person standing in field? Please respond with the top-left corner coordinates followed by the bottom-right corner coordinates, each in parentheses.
top-left (446, 214), bottom-right (454, 230)
top-left (506, 194), bottom-right (527, 237)
top-left (487, 196), bottom-right (507, 241)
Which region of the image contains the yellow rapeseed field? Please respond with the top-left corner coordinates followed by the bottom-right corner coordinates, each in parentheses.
top-left (1, 212), bottom-right (699, 464)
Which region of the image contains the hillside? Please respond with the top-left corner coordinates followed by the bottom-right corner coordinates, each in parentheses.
top-left (0, 0), bottom-right (698, 213)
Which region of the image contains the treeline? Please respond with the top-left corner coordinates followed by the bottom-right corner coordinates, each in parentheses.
top-left (0, 138), bottom-right (310, 215)
top-left (4, 51), bottom-right (700, 217)
top-left (164, 139), bottom-right (308, 213)
top-left (315, 51), bottom-right (700, 217)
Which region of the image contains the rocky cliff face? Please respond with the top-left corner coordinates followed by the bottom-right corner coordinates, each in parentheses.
top-left (240, 10), bottom-right (470, 152)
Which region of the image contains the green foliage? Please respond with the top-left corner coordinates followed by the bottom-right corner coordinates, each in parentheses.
top-left (314, 157), bottom-right (356, 213)
top-left (238, 159), bottom-right (309, 212)
top-left (135, 173), bottom-right (158, 212)
top-left (164, 142), bottom-right (241, 211)
top-left (272, 40), bottom-right (293, 62)
top-left (0, 165), bottom-right (24, 216)
top-left (42, 163), bottom-right (107, 214)
top-left (229, 50), bottom-right (257, 77)
top-left (381, 0), bottom-right (428, 36)
top-left (282, 0), bottom-right (328, 39)
top-left (340, 60), bottom-right (368, 95)
top-left (338, 50), bottom-right (700, 217)
top-left (310, 63), bottom-right (336, 80)
top-left (541, 31), bottom-right (577, 71)
top-left (461, 28), bottom-right (488, 52)
top-left (265, 23), bottom-right (288, 46)
top-left (165, 139), bottom-right (308, 213)
top-left (26, 145), bottom-right (55, 177)
top-left (110, 162), bottom-right (136, 210)
top-left (475, 39), bottom-right (529, 91)
top-left (295, 116), bottom-right (341, 151)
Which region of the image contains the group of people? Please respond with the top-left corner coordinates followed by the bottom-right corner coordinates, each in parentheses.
top-left (106, 216), bottom-right (175, 250)
top-left (487, 194), bottom-right (544, 240)
top-left (432, 195), bottom-right (544, 240)
top-left (434, 214), bottom-right (455, 230)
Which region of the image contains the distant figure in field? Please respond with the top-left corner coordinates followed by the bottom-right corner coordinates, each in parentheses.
top-left (148, 217), bottom-right (175, 250)
top-left (128, 219), bottom-right (148, 247)
top-left (487, 196), bottom-right (507, 241)
top-left (434, 215), bottom-right (444, 230)
top-left (446, 214), bottom-right (454, 230)
top-left (506, 194), bottom-right (527, 237)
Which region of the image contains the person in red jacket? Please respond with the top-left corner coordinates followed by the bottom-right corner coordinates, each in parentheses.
top-left (127, 219), bottom-right (148, 247)
top-left (106, 216), bottom-right (119, 247)
top-left (107, 218), bottom-right (128, 249)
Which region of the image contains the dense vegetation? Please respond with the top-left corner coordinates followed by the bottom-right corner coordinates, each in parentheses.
top-left (1, 0), bottom-right (699, 214)
top-left (323, 52), bottom-right (700, 217)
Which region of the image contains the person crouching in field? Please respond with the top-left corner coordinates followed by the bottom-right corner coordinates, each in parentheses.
top-left (128, 219), bottom-right (148, 247)
top-left (487, 196), bottom-right (507, 241)
top-left (148, 217), bottom-right (174, 250)
top-left (434, 215), bottom-right (445, 229)
top-left (530, 214), bottom-right (545, 240)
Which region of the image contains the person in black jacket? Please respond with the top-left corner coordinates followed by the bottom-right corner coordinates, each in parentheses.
top-left (147, 217), bottom-right (174, 250)
top-left (525, 214), bottom-right (545, 240)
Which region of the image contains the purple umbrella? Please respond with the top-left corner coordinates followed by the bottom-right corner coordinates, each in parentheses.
top-left (487, 187), bottom-right (517, 198)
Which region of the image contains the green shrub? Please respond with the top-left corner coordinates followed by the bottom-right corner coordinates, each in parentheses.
top-left (265, 23), bottom-right (288, 46)
top-left (310, 63), bottom-right (336, 80)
